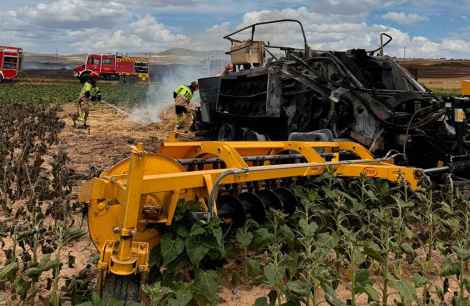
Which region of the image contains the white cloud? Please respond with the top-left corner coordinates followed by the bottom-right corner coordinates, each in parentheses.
top-left (0, 1), bottom-right (190, 53)
top-left (67, 15), bottom-right (190, 52)
top-left (190, 21), bottom-right (232, 51)
top-left (17, 0), bottom-right (127, 28)
top-left (1, 0), bottom-right (470, 59)
top-left (197, 6), bottom-right (467, 59)
top-left (383, 11), bottom-right (428, 25)
top-left (310, 0), bottom-right (408, 15)
top-left (108, 0), bottom-right (237, 14)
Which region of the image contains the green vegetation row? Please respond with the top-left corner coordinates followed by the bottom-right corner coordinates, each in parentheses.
top-left (1, 104), bottom-right (469, 306)
top-left (0, 82), bottom-right (149, 106)
top-left (430, 88), bottom-right (461, 97)
top-left (134, 174), bottom-right (470, 306)
top-left (0, 103), bottom-right (87, 306)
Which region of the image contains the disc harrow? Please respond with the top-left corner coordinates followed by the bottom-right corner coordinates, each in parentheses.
top-left (79, 140), bottom-right (422, 299)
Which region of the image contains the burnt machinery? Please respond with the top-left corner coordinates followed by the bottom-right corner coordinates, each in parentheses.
top-left (195, 19), bottom-right (470, 180)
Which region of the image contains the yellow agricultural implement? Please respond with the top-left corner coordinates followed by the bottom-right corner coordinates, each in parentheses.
top-left (79, 140), bottom-right (422, 301)
top-left (462, 80), bottom-right (470, 97)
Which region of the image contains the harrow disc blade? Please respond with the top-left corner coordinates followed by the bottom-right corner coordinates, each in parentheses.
top-left (238, 192), bottom-right (266, 223)
top-left (257, 189), bottom-right (283, 211)
top-left (273, 188), bottom-right (297, 215)
top-left (217, 194), bottom-right (246, 228)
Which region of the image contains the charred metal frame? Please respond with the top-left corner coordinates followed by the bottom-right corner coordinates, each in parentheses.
top-left (195, 19), bottom-right (470, 179)
top-left (224, 19), bottom-right (309, 57)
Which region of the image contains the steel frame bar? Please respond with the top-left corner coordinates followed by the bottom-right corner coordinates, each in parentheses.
top-left (80, 141), bottom-right (420, 280)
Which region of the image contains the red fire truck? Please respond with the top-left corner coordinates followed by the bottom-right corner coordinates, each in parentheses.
top-left (73, 54), bottom-right (150, 81)
top-left (0, 46), bottom-right (23, 82)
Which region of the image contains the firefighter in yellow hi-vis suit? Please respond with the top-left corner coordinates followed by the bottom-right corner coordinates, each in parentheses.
top-left (173, 81), bottom-right (198, 130)
top-left (77, 72), bottom-right (101, 128)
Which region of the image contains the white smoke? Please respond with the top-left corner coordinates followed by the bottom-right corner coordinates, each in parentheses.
top-left (129, 64), bottom-right (208, 123)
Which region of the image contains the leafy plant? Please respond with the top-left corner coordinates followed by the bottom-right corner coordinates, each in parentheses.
top-left (0, 103), bottom-right (84, 304)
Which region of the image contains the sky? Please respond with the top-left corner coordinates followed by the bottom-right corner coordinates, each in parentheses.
top-left (1, 0), bottom-right (470, 58)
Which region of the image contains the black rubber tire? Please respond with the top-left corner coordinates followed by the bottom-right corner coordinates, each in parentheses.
top-left (244, 130), bottom-right (268, 141)
top-left (102, 274), bottom-right (141, 305)
top-left (217, 123), bottom-right (238, 140)
top-left (0, 74), bottom-right (4, 83)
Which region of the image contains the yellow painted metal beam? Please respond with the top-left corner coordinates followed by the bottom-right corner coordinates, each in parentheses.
top-left (81, 141), bottom-right (421, 281)
top-left (85, 162), bottom-right (419, 205)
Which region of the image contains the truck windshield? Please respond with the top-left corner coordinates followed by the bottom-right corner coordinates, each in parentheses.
top-left (87, 57), bottom-right (101, 65)
top-left (3, 56), bottom-right (17, 69)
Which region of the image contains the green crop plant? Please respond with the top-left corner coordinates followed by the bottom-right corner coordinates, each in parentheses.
top-left (236, 220), bottom-right (257, 280)
top-left (291, 197), bottom-right (338, 306)
top-left (3, 100), bottom-right (470, 305)
top-left (0, 103), bottom-right (86, 305)
top-left (437, 186), bottom-right (470, 306)
top-left (0, 82), bottom-right (148, 106)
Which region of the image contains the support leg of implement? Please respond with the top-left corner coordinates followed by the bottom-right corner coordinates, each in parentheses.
top-left (80, 140), bottom-right (423, 302)
top-left (95, 144), bottom-right (150, 301)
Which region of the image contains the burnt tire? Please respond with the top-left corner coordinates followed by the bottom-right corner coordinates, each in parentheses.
top-left (244, 130), bottom-right (268, 141)
top-left (217, 123), bottom-right (238, 140)
top-left (102, 274), bottom-right (141, 306)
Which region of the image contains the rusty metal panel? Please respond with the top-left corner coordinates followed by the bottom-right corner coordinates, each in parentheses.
top-left (230, 41), bottom-right (265, 65)
top-left (266, 70), bottom-right (281, 117)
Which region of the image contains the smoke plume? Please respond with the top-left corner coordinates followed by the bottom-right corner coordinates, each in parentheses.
top-left (129, 64), bottom-right (209, 123)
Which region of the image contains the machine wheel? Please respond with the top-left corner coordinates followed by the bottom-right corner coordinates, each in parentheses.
top-left (244, 129), bottom-right (268, 141)
top-left (0, 74), bottom-right (4, 83)
top-left (217, 123), bottom-right (238, 140)
top-left (102, 274), bottom-right (141, 305)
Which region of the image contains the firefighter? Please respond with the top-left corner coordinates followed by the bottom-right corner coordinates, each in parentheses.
top-left (173, 81), bottom-right (198, 130)
top-left (77, 72), bottom-right (101, 128)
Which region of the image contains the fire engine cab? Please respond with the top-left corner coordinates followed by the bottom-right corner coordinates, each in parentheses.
top-left (0, 46), bottom-right (23, 82)
top-left (73, 54), bottom-right (150, 81)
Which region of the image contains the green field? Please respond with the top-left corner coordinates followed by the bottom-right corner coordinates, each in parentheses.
top-left (0, 82), bottom-right (149, 106)
top-left (429, 88), bottom-right (461, 97)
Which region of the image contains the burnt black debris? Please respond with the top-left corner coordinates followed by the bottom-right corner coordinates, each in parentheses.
top-left (194, 19), bottom-right (470, 178)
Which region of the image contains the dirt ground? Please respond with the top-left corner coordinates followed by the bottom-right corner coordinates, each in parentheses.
top-left (57, 103), bottom-right (271, 305)
top-left (56, 103), bottom-right (464, 306)
top-left (419, 77), bottom-right (468, 90)
top-left (59, 103), bottom-right (168, 174)
top-left (1, 99), bottom-right (464, 305)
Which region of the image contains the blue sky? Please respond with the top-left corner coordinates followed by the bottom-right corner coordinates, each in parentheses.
top-left (1, 0), bottom-right (470, 58)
